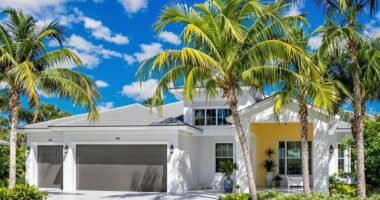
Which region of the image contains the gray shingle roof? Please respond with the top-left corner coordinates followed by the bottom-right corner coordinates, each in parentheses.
top-left (23, 102), bottom-right (200, 131)
top-left (337, 121), bottom-right (350, 129)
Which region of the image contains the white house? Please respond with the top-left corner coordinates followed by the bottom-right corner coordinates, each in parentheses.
top-left (22, 88), bottom-right (352, 194)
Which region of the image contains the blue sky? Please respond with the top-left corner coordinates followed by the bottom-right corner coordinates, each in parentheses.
top-left (0, 0), bottom-right (379, 115)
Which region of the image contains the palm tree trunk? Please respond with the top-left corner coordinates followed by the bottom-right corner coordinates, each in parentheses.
top-left (8, 90), bottom-right (20, 189)
top-left (299, 92), bottom-right (311, 196)
top-left (348, 37), bottom-right (366, 198)
top-left (226, 86), bottom-right (257, 200)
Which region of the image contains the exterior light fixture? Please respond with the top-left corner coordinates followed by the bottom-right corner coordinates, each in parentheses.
top-left (26, 146), bottom-right (30, 155)
top-left (63, 145), bottom-right (69, 154)
top-left (169, 144), bottom-right (174, 154)
top-left (329, 145), bottom-right (334, 154)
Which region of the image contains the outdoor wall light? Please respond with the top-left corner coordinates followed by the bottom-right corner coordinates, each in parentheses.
top-left (63, 145), bottom-right (69, 154)
top-left (26, 146), bottom-right (30, 155)
top-left (329, 145), bottom-right (334, 154)
top-left (169, 144), bottom-right (174, 154)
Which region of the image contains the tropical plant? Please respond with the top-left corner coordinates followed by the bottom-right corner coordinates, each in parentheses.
top-left (137, 1), bottom-right (314, 198)
top-left (0, 183), bottom-right (47, 200)
top-left (0, 146), bottom-right (25, 184)
top-left (261, 160), bottom-right (276, 173)
top-left (273, 25), bottom-right (339, 196)
top-left (219, 160), bottom-right (238, 178)
top-left (315, 0), bottom-right (380, 197)
top-left (0, 9), bottom-right (100, 188)
top-left (261, 147), bottom-right (276, 172)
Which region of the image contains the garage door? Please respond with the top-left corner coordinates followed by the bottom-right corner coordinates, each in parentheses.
top-left (76, 145), bottom-right (167, 192)
top-left (38, 145), bottom-right (63, 188)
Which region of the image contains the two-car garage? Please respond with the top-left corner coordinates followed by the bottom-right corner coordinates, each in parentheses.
top-left (37, 144), bottom-right (167, 192)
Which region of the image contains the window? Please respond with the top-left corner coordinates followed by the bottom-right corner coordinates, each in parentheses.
top-left (215, 143), bottom-right (233, 172)
top-left (218, 109), bottom-right (232, 125)
top-left (278, 141), bottom-right (312, 175)
top-left (194, 108), bottom-right (232, 126)
top-left (206, 109), bottom-right (217, 125)
top-left (194, 109), bottom-right (205, 126)
top-left (338, 144), bottom-right (345, 171)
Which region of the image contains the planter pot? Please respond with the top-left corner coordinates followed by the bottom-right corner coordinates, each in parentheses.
top-left (223, 178), bottom-right (234, 193)
top-left (265, 172), bottom-right (273, 188)
top-left (274, 181), bottom-right (281, 188)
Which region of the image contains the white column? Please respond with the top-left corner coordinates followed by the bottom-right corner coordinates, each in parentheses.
top-left (235, 119), bottom-right (251, 193)
top-left (63, 143), bottom-right (76, 191)
top-left (25, 143), bottom-right (38, 186)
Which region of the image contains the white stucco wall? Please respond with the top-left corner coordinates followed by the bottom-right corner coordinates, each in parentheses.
top-left (177, 132), bottom-right (198, 191)
top-left (196, 134), bottom-right (235, 190)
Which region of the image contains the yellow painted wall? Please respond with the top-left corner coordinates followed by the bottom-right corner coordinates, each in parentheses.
top-left (251, 123), bottom-right (313, 186)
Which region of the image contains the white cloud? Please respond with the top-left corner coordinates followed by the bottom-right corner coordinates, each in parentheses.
top-left (118, 0), bottom-right (148, 14)
top-left (0, 0), bottom-right (66, 14)
top-left (121, 79), bottom-right (158, 101)
top-left (83, 17), bottom-right (129, 45)
top-left (95, 80), bottom-right (109, 88)
top-left (134, 43), bottom-right (164, 63)
top-left (64, 34), bottom-right (126, 68)
top-left (285, 0), bottom-right (304, 16)
top-left (123, 54), bottom-right (136, 65)
top-left (0, 81), bottom-right (9, 90)
top-left (158, 31), bottom-right (181, 45)
top-left (308, 34), bottom-right (323, 51)
top-left (364, 19), bottom-right (380, 38)
top-left (97, 102), bottom-right (114, 112)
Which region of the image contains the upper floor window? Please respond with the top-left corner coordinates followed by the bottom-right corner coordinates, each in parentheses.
top-left (194, 108), bottom-right (232, 126)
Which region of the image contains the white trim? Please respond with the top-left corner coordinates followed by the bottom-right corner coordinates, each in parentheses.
top-left (70, 140), bottom-right (170, 145)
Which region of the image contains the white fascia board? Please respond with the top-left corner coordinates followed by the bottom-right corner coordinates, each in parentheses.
top-left (23, 126), bottom-right (202, 134)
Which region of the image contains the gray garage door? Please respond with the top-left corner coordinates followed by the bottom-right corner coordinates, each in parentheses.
top-left (38, 145), bottom-right (63, 188)
top-left (76, 145), bottom-right (167, 192)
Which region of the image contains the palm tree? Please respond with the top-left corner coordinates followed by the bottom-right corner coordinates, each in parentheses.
top-left (0, 9), bottom-right (100, 189)
top-left (137, 1), bottom-right (314, 198)
top-left (316, 1), bottom-right (380, 197)
top-left (323, 36), bottom-right (380, 189)
top-left (273, 26), bottom-right (338, 196)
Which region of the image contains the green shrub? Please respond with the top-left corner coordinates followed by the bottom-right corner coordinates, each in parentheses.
top-left (0, 146), bottom-right (26, 184)
top-left (218, 193), bottom-right (251, 200)
top-left (0, 187), bottom-right (13, 200)
top-left (329, 172), bottom-right (357, 197)
top-left (257, 189), bottom-right (284, 200)
top-left (0, 184), bottom-right (47, 200)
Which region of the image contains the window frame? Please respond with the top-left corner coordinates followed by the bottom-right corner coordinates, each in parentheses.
top-left (278, 140), bottom-right (313, 176)
top-left (337, 143), bottom-right (351, 173)
top-left (214, 142), bottom-right (234, 173)
top-left (193, 108), bottom-right (232, 126)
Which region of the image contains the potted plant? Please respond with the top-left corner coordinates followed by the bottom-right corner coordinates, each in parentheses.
top-left (234, 184), bottom-right (240, 194)
top-left (219, 160), bottom-right (238, 193)
top-left (261, 147), bottom-right (276, 188)
top-left (273, 175), bottom-right (283, 188)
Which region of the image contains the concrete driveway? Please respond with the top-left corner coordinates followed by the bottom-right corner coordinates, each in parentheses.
top-left (44, 189), bottom-right (222, 200)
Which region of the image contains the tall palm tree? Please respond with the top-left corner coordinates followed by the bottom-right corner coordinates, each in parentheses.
top-left (324, 36), bottom-right (380, 184)
top-left (0, 9), bottom-right (100, 189)
top-left (273, 26), bottom-right (338, 196)
top-left (316, 1), bottom-right (379, 197)
top-left (137, 1), bottom-right (315, 198)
